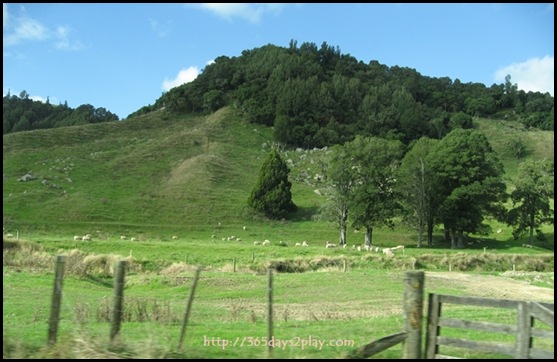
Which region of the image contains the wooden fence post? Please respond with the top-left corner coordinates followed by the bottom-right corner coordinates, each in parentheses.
top-left (267, 268), bottom-right (274, 358)
top-left (515, 301), bottom-right (532, 358)
top-left (48, 255), bottom-right (66, 345)
top-left (403, 271), bottom-right (424, 359)
top-left (178, 266), bottom-right (202, 352)
top-left (110, 260), bottom-right (127, 344)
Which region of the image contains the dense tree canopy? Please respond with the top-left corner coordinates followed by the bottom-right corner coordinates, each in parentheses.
top-left (426, 129), bottom-right (507, 248)
top-left (247, 148), bottom-right (297, 219)
top-left (346, 136), bottom-right (404, 246)
top-left (506, 159), bottom-right (554, 244)
top-left (3, 92), bottom-right (119, 134)
top-left (131, 40), bottom-right (553, 149)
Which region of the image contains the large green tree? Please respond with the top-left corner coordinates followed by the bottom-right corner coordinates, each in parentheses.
top-left (247, 148), bottom-right (297, 219)
top-left (427, 129), bottom-right (507, 248)
top-left (398, 137), bottom-right (439, 247)
top-left (506, 159), bottom-right (554, 244)
top-left (319, 143), bottom-right (354, 245)
top-left (347, 136), bottom-right (405, 246)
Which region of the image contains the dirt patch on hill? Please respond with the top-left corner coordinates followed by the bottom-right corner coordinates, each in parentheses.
top-left (425, 271), bottom-right (554, 302)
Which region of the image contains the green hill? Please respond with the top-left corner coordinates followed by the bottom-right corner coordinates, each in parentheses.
top-left (2, 106), bottom-right (554, 243)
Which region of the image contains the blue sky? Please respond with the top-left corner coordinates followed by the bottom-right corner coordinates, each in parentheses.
top-left (3, 3), bottom-right (554, 120)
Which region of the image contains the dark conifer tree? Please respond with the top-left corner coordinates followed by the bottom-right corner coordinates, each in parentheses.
top-left (248, 148), bottom-right (297, 219)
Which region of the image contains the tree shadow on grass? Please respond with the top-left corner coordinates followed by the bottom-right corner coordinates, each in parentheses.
top-left (289, 206), bottom-right (320, 222)
top-left (423, 232), bottom-right (554, 252)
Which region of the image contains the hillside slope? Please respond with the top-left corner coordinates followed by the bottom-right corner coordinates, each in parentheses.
top-left (2, 107), bottom-right (554, 236)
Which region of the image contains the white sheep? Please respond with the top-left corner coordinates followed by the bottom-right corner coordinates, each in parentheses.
top-left (5, 233), bottom-right (14, 238)
top-left (262, 240), bottom-right (271, 246)
top-left (73, 235), bottom-right (82, 241)
top-left (254, 241), bottom-right (261, 245)
top-left (391, 245), bottom-right (405, 251)
top-left (325, 242), bottom-right (337, 248)
top-left (82, 234), bottom-right (93, 241)
top-left (120, 235), bottom-right (127, 240)
top-left (172, 235), bottom-right (179, 240)
top-left (131, 237), bottom-right (138, 241)
top-left (295, 242), bottom-right (302, 247)
top-left (302, 241), bottom-right (309, 247)
top-left (382, 248), bottom-right (394, 256)
top-left (243, 226), bottom-right (247, 231)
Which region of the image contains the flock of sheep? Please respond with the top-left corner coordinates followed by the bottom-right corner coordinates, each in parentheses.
top-left (60, 225), bottom-right (406, 256)
top-left (70, 234), bottom-right (182, 242)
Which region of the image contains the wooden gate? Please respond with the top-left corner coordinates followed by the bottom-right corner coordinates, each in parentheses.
top-left (425, 294), bottom-right (554, 359)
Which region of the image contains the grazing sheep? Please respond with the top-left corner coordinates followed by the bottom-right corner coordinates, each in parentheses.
top-left (120, 235), bottom-right (127, 240)
top-left (82, 234), bottom-right (92, 241)
top-left (295, 242), bottom-right (302, 247)
top-left (131, 237), bottom-right (138, 241)
top-left (172, 235), bottom-right (179, 240)
top-left (243, 226), bottom-right (247, 231)
top-left (73, 235), bottom-right (82, 241)
top-left (254, 241), bottom-right (261, 245)
top-left (522, 244), bottom-right (533, 248)
top-left (382, 248), bottom-right (394, 256)
top-left (211, 234), bottom-right (216, 239)
top-left (5, 233), bottom-right (14, 238)
top-left (262, 240), bottom-right (271, 246)
top-left (302, 241), bottom-right (309, 247)
top-left (325, 242), bottom-right (337, 248)
top-left (391, 245), bottom-right (405, 251)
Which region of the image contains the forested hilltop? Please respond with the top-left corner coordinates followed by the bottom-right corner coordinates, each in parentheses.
top-left (3, 90), bottom-right (119, 135)
top-left (132, 40), bottom-right (554, 148)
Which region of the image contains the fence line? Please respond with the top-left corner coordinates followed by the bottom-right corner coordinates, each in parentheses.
top-left (42, 256), bottom-right (553, 359)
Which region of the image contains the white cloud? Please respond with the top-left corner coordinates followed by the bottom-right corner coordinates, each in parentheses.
top-left (162, 66), bottom-right (199, 91)
top-left (3, 4), bottom-right (83, 51)
top-left (54, 25), bottom-right (84, 51)
top-left (3, 12), bottom-right (48, 46)
top-left (196, 3), bottom-right (285, 23)
top-left (495, 55), bottom-right (554, 96)
top-left (149, 18), bottom-right (170, 37)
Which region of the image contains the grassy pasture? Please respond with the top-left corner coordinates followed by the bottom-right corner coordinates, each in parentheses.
top-left (3, 235), bottom-right (554, 359)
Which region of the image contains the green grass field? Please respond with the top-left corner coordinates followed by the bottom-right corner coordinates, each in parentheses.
top-left (3, 235), bottom-right (554, 359)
